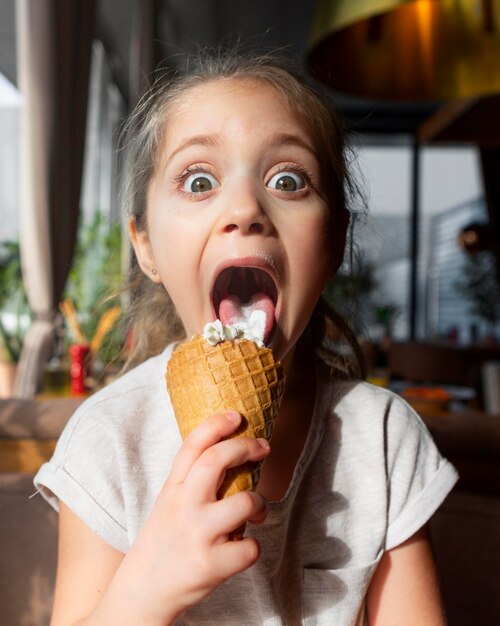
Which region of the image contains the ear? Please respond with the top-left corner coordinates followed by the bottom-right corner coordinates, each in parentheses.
top-left (129, 217), bottom-right (162, 284)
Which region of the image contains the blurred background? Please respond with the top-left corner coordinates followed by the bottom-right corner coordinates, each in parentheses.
top-left (1, 0), bottom-right (500, 399)
top-left (0, 2), bottom-right (499, 625)
top-left (1, 0), bottom-right (500, 396)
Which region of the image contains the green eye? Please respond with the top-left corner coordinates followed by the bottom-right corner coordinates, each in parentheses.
top-left (267, 171), bottom-right (304, 192)
top-left (183, 172), bottom-right (219, 193)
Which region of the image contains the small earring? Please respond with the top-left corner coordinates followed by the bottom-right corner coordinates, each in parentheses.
top-left (151, 267), bottom-right (158, 276)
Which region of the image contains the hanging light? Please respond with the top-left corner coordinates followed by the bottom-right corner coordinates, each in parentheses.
top-left (307, 0), bottom-right (500, 101)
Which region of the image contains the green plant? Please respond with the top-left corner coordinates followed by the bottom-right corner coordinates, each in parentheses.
top-left (64, 210), bottom-right (125, 365)
top-left (373, 303), bottom-right (400, 337)
top-left (323, 253), bottom-right (377, 334)
top-left (0, 241), bottom-right (30, 362)
top-left (455, 250), bottom-right (500, 331)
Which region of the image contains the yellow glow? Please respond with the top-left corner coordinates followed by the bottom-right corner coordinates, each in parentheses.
top-left (415, 1), bottom-right (435, 92)
top-left (308, 0), bottom-right (500, 100)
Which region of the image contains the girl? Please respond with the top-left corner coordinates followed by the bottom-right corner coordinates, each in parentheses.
top-left (35, 52), bottom-right (457, 625)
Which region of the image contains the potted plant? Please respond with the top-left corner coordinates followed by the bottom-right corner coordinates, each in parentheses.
top-left (455, 250), bottom-right (500, 343)
top-left (62, 210), bottom-right (125, 386)
top-left (373, 303), bottom-right (400, 339)
top-left (0, 240), bottom-right (31, 396)
top-left (323, 253), bottom-right (377, 335)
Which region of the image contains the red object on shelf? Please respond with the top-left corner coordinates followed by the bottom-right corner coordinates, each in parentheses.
top-left (69, 344), bottom-right (90, 396)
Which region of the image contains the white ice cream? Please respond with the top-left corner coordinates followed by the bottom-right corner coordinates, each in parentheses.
top-left (203, 309), bottom-right (266, 347)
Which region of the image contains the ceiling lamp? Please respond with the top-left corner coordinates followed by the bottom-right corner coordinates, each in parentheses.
top-left (307, 0), bottom-right (500, 101)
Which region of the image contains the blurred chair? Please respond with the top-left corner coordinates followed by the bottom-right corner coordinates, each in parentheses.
top-left (430, 490), bottom-right (500, 626)
top-left (388, 341), bottom-right (473, 387)
top-left (0, 397), bottom-right (82, 626)
top-left (0, 473), bottom-right (57, 626)
top-left (388, 340), bottom-right (500, 410)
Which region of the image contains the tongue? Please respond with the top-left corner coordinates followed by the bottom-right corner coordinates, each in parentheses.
top-left (219, 292), bottom-right (275, 343)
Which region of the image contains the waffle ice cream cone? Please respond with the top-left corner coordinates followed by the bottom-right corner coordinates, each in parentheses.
top-left (166, 332), bottom-right (285, 500)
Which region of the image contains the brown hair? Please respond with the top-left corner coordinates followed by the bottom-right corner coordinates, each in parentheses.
top-left (121, 49), bottom-right (365, 377)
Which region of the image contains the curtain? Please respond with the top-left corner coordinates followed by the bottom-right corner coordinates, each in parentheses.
top-left (14, 0), bottom-right (95, 397)
top-left (129, 0), bottom-right (155, 107)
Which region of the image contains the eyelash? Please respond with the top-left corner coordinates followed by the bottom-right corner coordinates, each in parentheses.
top-left (172, 162), bottom-right (315, 197)
top-left (172, 166), bottom-right (217, 198)
top-left (268, 163), bottom-right (314, 189)
top-left (172, 166), bottom-right (212, 183)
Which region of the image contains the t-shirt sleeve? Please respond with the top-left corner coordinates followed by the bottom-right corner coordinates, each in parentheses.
top-left (33, 399), bottom-right (129, 553)
top-left (384, 394), bottom-right (458, 551)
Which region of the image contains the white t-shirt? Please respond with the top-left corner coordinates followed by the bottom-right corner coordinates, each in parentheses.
top-left (34, 344), bottom-right (458, 625)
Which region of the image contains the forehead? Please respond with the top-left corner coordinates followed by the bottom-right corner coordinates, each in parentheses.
top-left (171, 76), bottom-right (288, 113)
top-left (161, 77), bottom-right (310, 144)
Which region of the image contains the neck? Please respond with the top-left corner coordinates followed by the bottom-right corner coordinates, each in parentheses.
top-left (280, 346), bottom-right (316, 416)
top-left (257, 346), bottom-right (317, 501)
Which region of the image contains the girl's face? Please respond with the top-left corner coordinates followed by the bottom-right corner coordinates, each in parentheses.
top-left (131, 78), bottom-right (341, 362)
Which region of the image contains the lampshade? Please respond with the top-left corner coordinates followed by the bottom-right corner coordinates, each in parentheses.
top-left (308, 0), bottom-right (500, 101)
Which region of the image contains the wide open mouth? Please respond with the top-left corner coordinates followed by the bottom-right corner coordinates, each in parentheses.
top-left (211, 266), bottom-right (279, 344)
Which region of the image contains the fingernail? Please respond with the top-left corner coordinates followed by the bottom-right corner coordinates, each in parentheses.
top-left (226, 411), bottom-right (240, 422)
top-left (256, 438), bottom-right (270, 449)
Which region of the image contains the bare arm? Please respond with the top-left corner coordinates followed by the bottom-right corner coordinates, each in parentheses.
top-left (50, 503), bottom-right (125, 626)
top-left (49, 412), bottom-right (270, 626)
top-left (366, 526), bottom-right (446, 626)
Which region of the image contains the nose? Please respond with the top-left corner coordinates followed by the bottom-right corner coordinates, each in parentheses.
top-left (220, 188), bottom-right (273, 236)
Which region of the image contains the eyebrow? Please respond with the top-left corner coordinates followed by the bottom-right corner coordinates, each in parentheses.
top-left (164, 131), bottom-right (318, 167)
top-left (165, 135), bottom-right (221, 165)
top-left (269, 132), bottom-right (319, 160)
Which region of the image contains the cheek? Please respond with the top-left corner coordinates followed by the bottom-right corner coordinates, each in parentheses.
top-left (295, 214), bottom-right (334, 278)
top-left (146, 216), bottom-right (208, 324)
top-left (146, 181), bottom-right (191, 259)
top-left (147, 204), bottom-right (194, 267)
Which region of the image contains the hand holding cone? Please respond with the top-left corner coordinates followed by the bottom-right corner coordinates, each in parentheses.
top-left (165, 330), bottom-right (285, 537)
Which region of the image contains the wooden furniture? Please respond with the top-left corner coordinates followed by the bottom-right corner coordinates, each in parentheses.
top-left (0, 397), bottom-right (82, 473)
top-left (388, 340), bottom-right (500, 408)
top-left (430, 490), bottom-right (500, 626)
top-left (421, 408), bottom-right (500, 497)
top-left (0, 398), bottom-right (83, 626)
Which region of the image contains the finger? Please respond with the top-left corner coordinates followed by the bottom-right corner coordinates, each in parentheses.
top-left (209, 491), bottom-right (268, 541)
top-left (186, 436), bottom-right (270, 502)
top-left (168, 411), bottom-right (242, 485)
top-left (211, 537), bottom-right (261, 580)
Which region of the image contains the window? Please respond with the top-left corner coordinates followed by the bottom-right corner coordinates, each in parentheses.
top-left (0, 72), bottom-right (21, 240)
top-left (0, 73), bottom-right (25, 368)
top-left (348, 138), bottom-right (485, 344)
top-left (80, 41), bottom-right (125, 224)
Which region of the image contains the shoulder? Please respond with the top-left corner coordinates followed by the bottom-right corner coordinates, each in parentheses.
top-left (82, 344), bottom-right (174, 414)
top-left (322, 377), bottom-right (457, 498)
top-left (41, 343), bottom-right (182, 488)
top-left (329, 378), bottom-right (429, 436)
top-left (315, 377), bottom-right (458, 550)
top-left (33, 344), bottom-right (180, 551)
top-left (58, 345), bottom-right (176, 448)
top-left (332, 377), bottom-right (413, 412)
